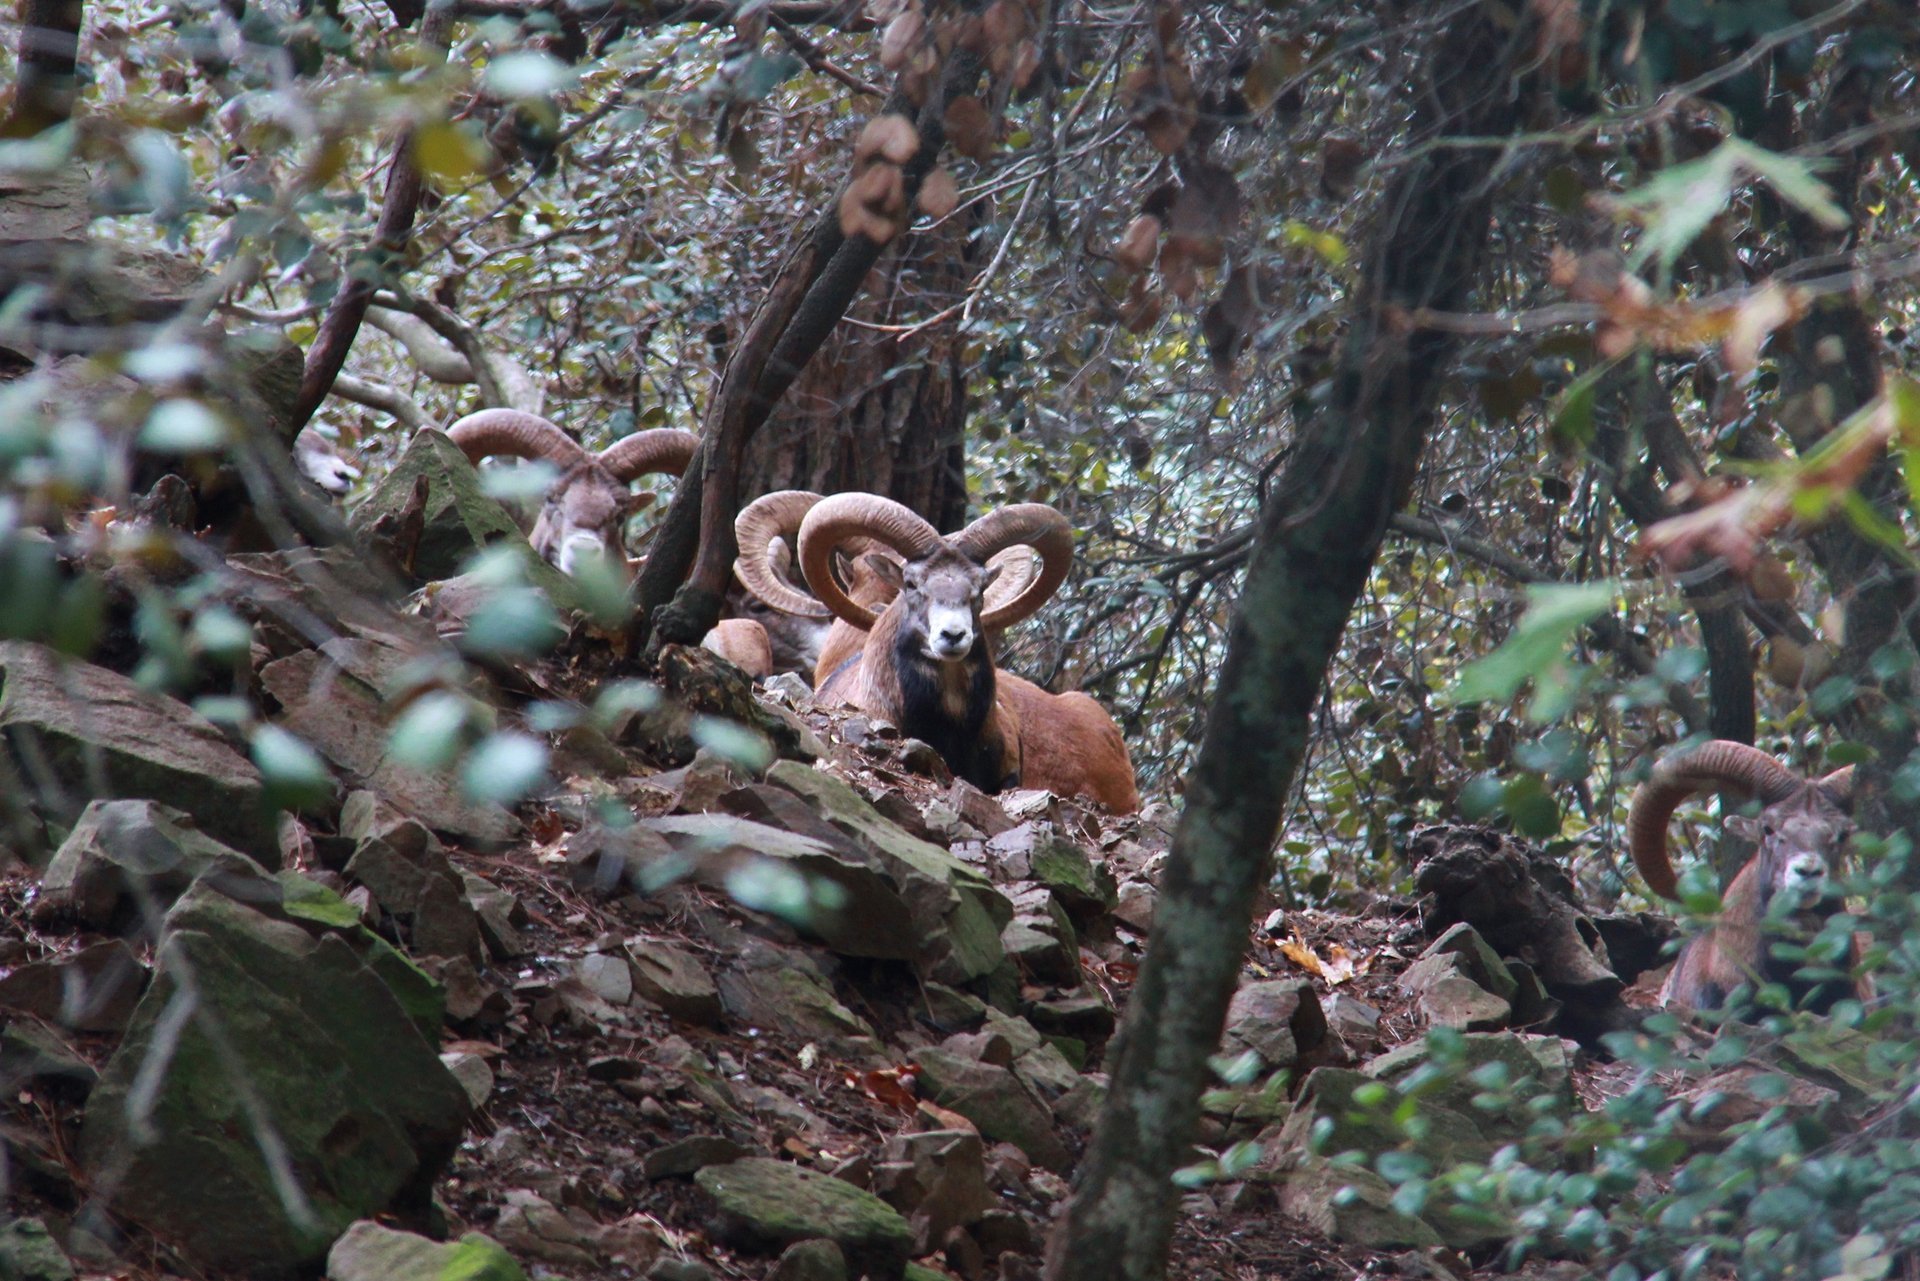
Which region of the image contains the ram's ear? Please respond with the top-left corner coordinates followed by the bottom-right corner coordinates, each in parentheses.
top-left (1723, 813), bottom-right (1762, 841)
top-left (865, 553), bottom-right (906, 591)
top-left (622, 488), bottom-right (657, 516)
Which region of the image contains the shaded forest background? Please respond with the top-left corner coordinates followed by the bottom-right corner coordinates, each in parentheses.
top-left (8, 2), bottom-right (1920, 1276)
top-left (8, 0), bottom-right (1920, 907)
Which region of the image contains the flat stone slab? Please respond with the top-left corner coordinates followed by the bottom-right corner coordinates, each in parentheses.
top-left (695, 1158), bottom-right (911, 1278)
top-left (0, 642), bottom-right (271, 858)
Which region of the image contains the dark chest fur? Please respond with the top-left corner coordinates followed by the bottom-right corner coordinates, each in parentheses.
top-left (893, 630), bottom-right (1006, 792)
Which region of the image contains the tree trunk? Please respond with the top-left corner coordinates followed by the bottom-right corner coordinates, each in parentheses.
top-left (634, 54), bottom-right (986, 649)
top-left (740, 214), bottom-right (975, 531)
top-left (4, 0), bottom-right (84, 137)
top-left (1043, 10), bottom-right (1522, 1280)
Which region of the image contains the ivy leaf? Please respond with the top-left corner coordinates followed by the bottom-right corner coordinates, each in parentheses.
top-left (1450, 581), bottom-right (1617, 707)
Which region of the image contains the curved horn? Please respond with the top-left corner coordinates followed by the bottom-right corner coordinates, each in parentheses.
top-left (598, 429), bottom-right (700, 483)
top-left (735, 491), bottom-right (832, 618)
top-left (952, 504), bottom-right (1073, 629)
top-left (1817, 764), bottom-right (1855, 802)
top-left (798, 493), bottom-right (944, 629)
top-left (445, 410), bottom-right (589, 466)
top-left (1627, 740), bottom-right (1806, 899)
top-left (983, 546), bottom-right (1038, 615)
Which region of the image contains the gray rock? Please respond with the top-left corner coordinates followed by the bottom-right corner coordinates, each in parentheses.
top-left (577, 952), bottom-right (635, 1004)
top-left (913, 1048), bottom-right (1069, 1171)
top-left (875, 1128), bottom-right (994, 1254)
top-left (1324, 993), bottom-right (1383, 1055)
top-left (766, 761), bottom-right (1011, 983)
top-left (0, 1218), bottom-right (76, 1281)
top-left (440, 1051), bottom-right (495, 1109)
top-left (1422, 922), bottom-right (1519, 1001)
top-left (1112, 879), bottom-right (1156, 933)
top-left (1010, 1040), bottom-right (1084, 1103)
top-left (1001, 916), bottom-right (1079, 986)
top-left (1222, 980), bottom-right (1328, 1070)
top-left (226, 547), bottom-right (442, 665)
top-left (717, 957), bottom-right (877, 1047)
top-left (695, 1158), bottom-right (912, 1278)
top-left (1275, 1162), bottom-right (1442, 1250)
top-left (36, 799), bottom-right (275, 934)
top-left (80, 881), bottom-right (471, 1275)
top-left (769, 1238), bottom-right (847, 1281)
top-left (0, 1020), bottom-right (96, 1094)
top-left (0, 643), bottom-right (273, 859)
top-left (259, 647), bottom-right (515, 844)
top-left (1398, 952), bottom-right (1513, 1031)
top-left (0, 938), bottom-right (147, 1032)
top-left (492, 1190), bottom-right (602, 1270)
top-left (648, 1260), bottom-right (717, 1281)
top-left (348, 427), bottom-right (577, 602)
top-left (1024, 827), bottom-right (1117, 918)
top-left (460, 870), bottom-right (528, 959)
top-left (1024, 994), bottom-right (1115, 1044)
top-left (640, 813), bottom-right (921, 961)
top-left (346, 835), bottom-right (481, 961)
top-left (643, 1135), bottom-right (750, 1180)
top-left (326, 1222), bottom-right (526, 1281)
top-left (627, 939), bottom-right (724, 1025)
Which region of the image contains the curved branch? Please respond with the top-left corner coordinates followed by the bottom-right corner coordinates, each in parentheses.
top-left (292, 9), bottom-right (451, 429)
top-left (328, 373), bottom-right (429, 429)
top-left (365, 307), bottom-right (476, 385)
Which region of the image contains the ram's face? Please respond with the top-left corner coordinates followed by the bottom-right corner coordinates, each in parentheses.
top-left (1740, 787), bottom-right (1852, 907)
top-left (531, 463), bottom-right (651, 580)
top-left (879, 548), bottom-right (1002, 663)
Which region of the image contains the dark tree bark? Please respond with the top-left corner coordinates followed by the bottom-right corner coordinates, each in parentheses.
top-left (3, 0), bottom-right (84, 137)
top-left (633, 54), bottom-right (985, 649)
top-left (1597, 365), bottom-right (1757, 747)
top-left (740, 213), bottom-right (976, 531)
top-left (290, 7), bottom-right (451, 431)
top-left (1750, 55), bottom-right (1917, 847)
top-left (1043, 10), bottom-right (1524, 1280)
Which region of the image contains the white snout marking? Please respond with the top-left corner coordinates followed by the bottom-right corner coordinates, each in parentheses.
top-left (1782, 853), bottom-right (1829, 891)
top-left (923, 602), bottom-right (975, 661)
top-left (299, 453), bottom-right (362, 495)
top-left (556, 530), bottom-right (609, 576)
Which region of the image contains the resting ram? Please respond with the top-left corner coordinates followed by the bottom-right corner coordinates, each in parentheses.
top-left (736, 490), bottom-right (1140, 812)
top-left (725, 491), bottom-right (1031, 682)
top-left (1628, 739), bottom-right (1863, 1011)
top-left (445, 409), bottom-right (698, 578)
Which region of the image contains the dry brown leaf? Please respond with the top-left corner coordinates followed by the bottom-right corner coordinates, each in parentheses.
top-left (916, 167), bottom-right (960, 218)
top-left (981, 0), bottom-right (1030, 49)
top-left (879, 7), bottom-right (924, 70)
top-left (856, 114), bottom-right (920, 166)
top-left (1319, 943), bottom-right (1363, 986)
top-left (1277, 933), bottom-right (1323, 976)
top-left (1120, 277), bottom-right (1163, 332)
top-left (840, 164), bottom-right (907, 243)
top-left (943, 95), bottom-right (995, 160)
top-left (1009, 39), bottom-right (1042, 92)
top-left (1320, 134), bottom-right (1365, 198)
top-left (1114, 214), bottom-right (1162, 273)
top-left (847, 1064), bottom-right (921, 1112)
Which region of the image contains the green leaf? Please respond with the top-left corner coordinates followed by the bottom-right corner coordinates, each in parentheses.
top-left (140, 398), bottom-right (231, 452)
top-left (388, 690), bottom-right (472, 769)
top-left (484, 50), bottom-right (578, 99)
top-left (190, 606), bottom-right (252, 662)
top-left (689, 715), bottom-right (774, 771)
top-left (1548, 359), bottom-right (1614, 451)
top-left (251, 724), bottom-right (335, 810)
top-left (459, 586), bottom-right (565, 659)
top-left (1451, 581), bottom-right (1618, 706)
top-left (461, 730), bottom-right (549, 805)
